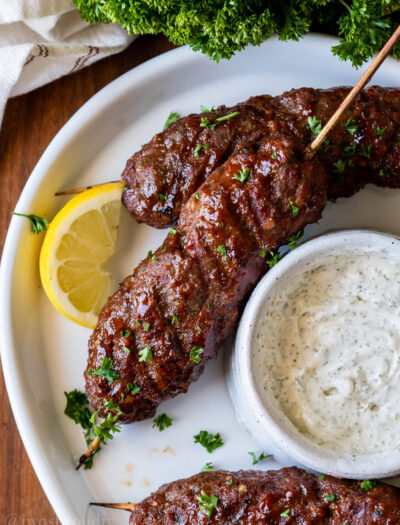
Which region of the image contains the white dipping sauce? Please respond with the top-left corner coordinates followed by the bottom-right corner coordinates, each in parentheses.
top-left (253, 250), bottom-right (400, 456)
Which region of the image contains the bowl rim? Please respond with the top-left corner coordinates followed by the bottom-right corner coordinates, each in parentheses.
top-left (233, 228), bottom-right (400, 479)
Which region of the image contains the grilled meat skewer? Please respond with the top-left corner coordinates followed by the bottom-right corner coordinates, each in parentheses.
top-left (93, 467), bottom-right (400, 524)
top-left (86, 131), bottom-right (327, 421)
top-left (122, 86), bottom-right (400, 228)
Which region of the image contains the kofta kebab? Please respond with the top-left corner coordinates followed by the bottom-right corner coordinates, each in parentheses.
top-left (92, 467), bottom-right (400, 523)
top-left (66, 28), bottom-right (400, 470)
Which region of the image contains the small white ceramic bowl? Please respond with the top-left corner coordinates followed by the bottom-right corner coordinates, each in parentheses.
top-left (227, 229), bottom-right (400, 479)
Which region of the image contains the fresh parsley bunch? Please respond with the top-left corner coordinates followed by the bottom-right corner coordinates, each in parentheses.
top-left (74, 1), bottom-right (400, 66)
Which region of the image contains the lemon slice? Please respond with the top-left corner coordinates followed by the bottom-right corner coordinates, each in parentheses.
top-left (40, 182), bottom-right (124, 328)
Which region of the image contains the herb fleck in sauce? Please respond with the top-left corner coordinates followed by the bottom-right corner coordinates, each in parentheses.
top-left (253, 251), bottom-right (400, 455)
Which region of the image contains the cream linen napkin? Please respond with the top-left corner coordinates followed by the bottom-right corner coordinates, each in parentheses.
top-left (0, 0), bottom-right (134, 128)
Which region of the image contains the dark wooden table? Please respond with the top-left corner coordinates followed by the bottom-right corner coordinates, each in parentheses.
top-left (0, 34), bottom-right (174, 523)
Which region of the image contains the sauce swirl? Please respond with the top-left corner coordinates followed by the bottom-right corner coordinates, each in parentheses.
top-left (253, 250), bottom-right (400, 455)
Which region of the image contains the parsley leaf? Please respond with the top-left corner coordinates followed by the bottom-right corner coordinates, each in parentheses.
top-left (194, 143), bottom-right (209, 157)
top-left (201, 462), bottom-right (214, 472)
top-left (233, 167), bottom-right (250, 182)
top-left (342, 143), bottom-right (356, 158)
top-left (280, 509), bottom-right (290, 517)
top-left (217, 245), bottom-right (227, 259)
top-left (288, 230), bottom-right (304, 250)
top-left (152, 413), bottom-right (173, 431)
top-left (343, 118), bottom-right (357, 135)
top-left (88, 358), bottom-right (119, 382)
top-left (360, 479), bottom-right (378, 491)
top-left (64, 390), bottom-right (91, 430)
top-left (138, 346), bottom-right (153, 362)
top-left (248, 451), bottom-right (271, 465)
top-left (127, 382), bottom-right (140, 395)
top-left (158, 193), bottom-right (167, 201)
top-left (163, 112), bottom-right (180, 130)
top-left (171, 315), bottom-right (180, 325)
top-left (194, 192), bottom-right (200, 200)
top-left (289, 199), bottom-right (299, 216)
top-left (12, 213), bottom-right (49, 234)
top-left (266, 249), bottom-right (280, 268)
top-left (120, 329), bottom-right (131, 337)
top-left (379, 168), bottom-right (391, 179)
top-left (375, 126), bottom-right (387, 139)
top-left (190, 346), bottom-right (203, 363)
top-left (360, 144), bottom-right (372, 158)
top-left (325, 493), bottom-right (336, 502)
top-left (197, 490), bottom-right (218, 517)
top-left (216, 111), bottom-right (239, 122)
top-left (169, 228), bottom-right (177, 236)
top-left (307, 115), bottom-right (322, 136)
top-left (194, 430), bottom-right (223, 453)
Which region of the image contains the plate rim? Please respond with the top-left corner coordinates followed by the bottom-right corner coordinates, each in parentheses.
top-left (0, 33), bottom-right (376, 522)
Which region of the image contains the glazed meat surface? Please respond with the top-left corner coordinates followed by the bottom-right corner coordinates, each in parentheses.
top-left (122, 86), bottom-right (400, 228)
top-left (86, 132), bottom-right (327, 420)
top-left (129, 467), bottom-right (400, 524)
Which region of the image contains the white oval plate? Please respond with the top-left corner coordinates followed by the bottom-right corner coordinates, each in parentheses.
top-left (2, 35), bottom-right (400, 524)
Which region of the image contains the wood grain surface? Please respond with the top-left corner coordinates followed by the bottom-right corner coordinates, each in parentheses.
top-left (0, 34), bottom-right (174, 525)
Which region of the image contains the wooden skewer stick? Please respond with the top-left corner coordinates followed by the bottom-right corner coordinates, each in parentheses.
top-left (90, 502), bottom-right (137, 512)
top-left (305, 23), bottom-right (400, 159)
top-left (77, 24), bottom-right (400, 474)
top-left (76, 437), bottom-right (101, 470)
top-left (55, 180), bottom-right (121, 196)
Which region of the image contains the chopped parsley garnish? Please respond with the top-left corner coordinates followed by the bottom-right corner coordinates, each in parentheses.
top-left (152, 413), bottom-right (173, 431)
top-left (64, 389), bottom-right (121, 469)
top-left (200, 105), bottom-right (211, 113)
top-left (143, 322), bottom-right (150, 331)
top-left (233, 167), bottom-right (250, 182)
top-left (272, 150), bottom-right (278, 159)
top-left (194, 192), bottom-right (200, 200)
top-left (325, 493), bottom-right (336, 502)
top-left (342, 143), bottom-right (356, 158)
top-left (360, 479), bottom-right (377, 491)
top-left (197, 490), bottom-right (218, 517)
top-left (201, 462), bottom-right (214, 472)
top-left (379, 168), bottom-right (391, 179)
top-left (169, 228), bottom-right (177, 236)
top-left (318, 473), bottom-right (325, 479)
top-left (207, 302), bottom-right (213, 308)
top-left (375, 126), bottom-right (387, 139)
top-left (194, 430), bottom-right (223, 453)
top-left (152, 254), bottom-right (158, 262)
top-left (288, 230), bottom-right (304, 250)
top-left (360, 144), bottom-right (372, 158)
top-left (12, 213), bottom-right (49, 234)
top-left (147, 251), bottom-right (153, 258)
top-left (120, 329), bottom-right (131, 337)
top-left (266, 249), bottom-right (280, 268)
top-left (307, 115), bottom-right (322, 136)
top-left (248, 451), bottom-right (271, 465)
top-left (171, 315), bottom-right (180, 325)
top-left (88, 357), bottom-right (119, 382)
top-left (194, 143), bottom-right (209, 157)
top-left (343, 117), bottom-right (357, 135)
top-left (226, 479), bottom-right (233, 486)
top-left (123, 346), bottom-right (130, 354)
top-left (190, 346), bottom-right (204, 363)
top-left (216, 111), bottom-right (239, 122)
top-left (289, 199), bottom-right (299, 217)
top-left (333, 159), bottom-right (346, 183)
top-left (64, 390), bottom-right (91, 430)
top-left (280, 509), bottom-right (290, 517)
top-left (158, 193), bottom-right (167, 201)
top-left (320, 139), bottom-right (330, 153)
top-left (135, 319), bottom-right (142, 325)
top-left (138, 346), bottom-right (153, 362)
top-left (196, 326), bottom-right (202, 333)
top-left (163, 112), bottom-right (180, 130)
top-left (127, 382), bottom-right (140, 395)
top-left (217, 245), bottom-right (227, 259)
top-left (200, 111), bottom-right (239, 130)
